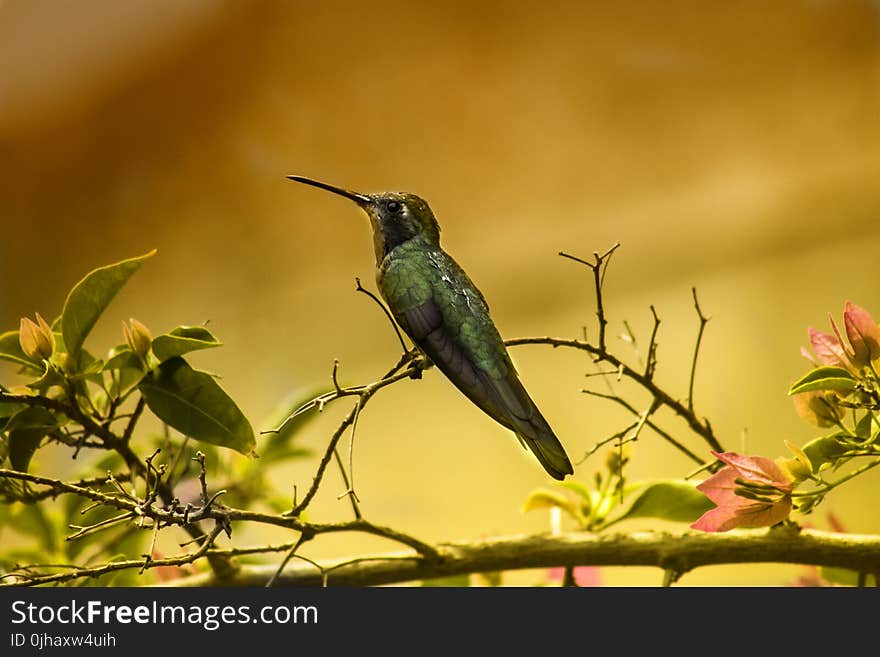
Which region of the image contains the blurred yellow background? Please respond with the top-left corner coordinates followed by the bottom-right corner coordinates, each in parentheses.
top-left (2, 0), bottom-right (879, 585)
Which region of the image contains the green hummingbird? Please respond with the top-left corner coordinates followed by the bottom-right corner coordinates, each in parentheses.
top-left (287, 175), bottom-right (574, 480)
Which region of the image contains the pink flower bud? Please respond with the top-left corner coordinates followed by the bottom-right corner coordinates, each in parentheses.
top-left (843, 301), bottom-right (880, 367)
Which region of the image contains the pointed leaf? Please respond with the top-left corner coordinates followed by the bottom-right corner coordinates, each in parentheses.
top-left (613, 479), bottom-right (714, 524)
top-left (5, 407), bottom-right (58, 472)
top-left (151, 325), bottom-right (222, 362)
top-left (9, 427), bottom-right (48, 474)
top-left (788, 366), bottom-right (857, 395)
top-left (61, 250), bottom-right (156, 357)
top-left (139, 357), bottom-right (255, 454)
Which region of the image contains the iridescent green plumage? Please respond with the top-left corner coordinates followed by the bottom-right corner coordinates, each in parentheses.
top-left (288, 176), bottom-right (574, 480)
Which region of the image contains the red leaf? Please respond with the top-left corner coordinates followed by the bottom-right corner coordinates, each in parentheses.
top-left (711, 451), bottom-right (793, 491)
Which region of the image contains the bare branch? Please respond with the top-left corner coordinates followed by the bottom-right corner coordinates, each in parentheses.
top-left (688, 287), bottom-right (710, 414)
top-left (507, 336), bottom-right (723, 453)
top-left (559, 243), bottom-right (620, 352)
top-left (356, 277), bottom-right (408, 353)
top-left (2, 525), bottom-right (224, 587)
top-left (581, 390), bottom-right (705, 465)
top-left (285, 363), bottom-right (423, 517)
top-left (645, 305), bottom-right (660, 380)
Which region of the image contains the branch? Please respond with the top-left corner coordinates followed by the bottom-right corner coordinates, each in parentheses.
top-left (163, 528), bottom-right (880, 587)
top-left (688, 287), bottom-right (710, 414)
top-left (645, 305), bottom-right (660, 381)
top-left (2, 525), bottom-right (224, 587)
top-left (506, 336), bottom-right (724, 453)
top-left (285, 362), bottom-right (424, 516)
top-left (559, 243), bottom-right (620, 351)
top-left (355, 277), bottom-right (408, 353)
top-left (0, 468), bottom-right (440, 564)
top-left (0, 391), bottom-right (236, 579)
top-left (581, 389), bottom-right (704, 465)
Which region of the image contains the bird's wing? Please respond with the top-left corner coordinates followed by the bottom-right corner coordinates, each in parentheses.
top-left (382, 249), bottom-right (573, 479)
top-left (384, 252), bottom-right (508, 418)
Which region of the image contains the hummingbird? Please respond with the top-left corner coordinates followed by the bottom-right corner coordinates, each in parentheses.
top-left (287, 175), bottom-right (574, 480)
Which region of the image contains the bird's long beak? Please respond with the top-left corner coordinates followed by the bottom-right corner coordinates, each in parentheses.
top-left (286, 175), bottom-right (371, 206)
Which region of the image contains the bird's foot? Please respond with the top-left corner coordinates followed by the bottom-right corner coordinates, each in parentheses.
top-left (408, 349), bottom-right (432, 379)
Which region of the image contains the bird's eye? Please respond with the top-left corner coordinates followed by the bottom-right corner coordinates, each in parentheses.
top-left (386, 200), bottom-right (403, 214)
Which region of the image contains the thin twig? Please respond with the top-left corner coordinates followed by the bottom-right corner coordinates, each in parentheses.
top-left (67, 511), bottom-right (137, 541)
top-left (193, 451), bottom-right (209, 504)
top-left (581, 390), bottom-right (705, 465)
top-left (122, 396), bottom-right (146, 444)
top-left (507, 336), bottom-right (723, 452)
top-left (645, 305), bottom-right (660, 381)
top-left (356, 277), bottom-right (408, 353)
top-left (559, 243), bottom-right (620, 352)
top-left (286, 364), bottom-right (423, 517)
top-left (688, 287), bottom-right (710, 414)
top-left (2, 525), bottom-right (223, 587)
top-left (266, 531), bottom-right (313, 588)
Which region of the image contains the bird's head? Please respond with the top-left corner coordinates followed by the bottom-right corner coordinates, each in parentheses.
top-left (287, 175), bottom-right (440, 261)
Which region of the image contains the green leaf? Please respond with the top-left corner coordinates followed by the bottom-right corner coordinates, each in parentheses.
top-left (103, 347), bottom-right (146, 396)
top-left (0, 401), bottom-right (25, 420)
top-left (522, 489), bottom-right (583, 524)
top-left (6, 406), bottom-right (58, 432)
top-left (855, 413), bottom-right (880, 442)
top-left (5, 407), bottom-right (57, 472)
top-left (557, 479), bottom-right (593, 515)
top-left (151, 326), bottom-right (222, 363)
top-left (0, 330), bottom-right (41, 372)
top-left (102, 345), bottom-right (144, 372)
top-left (65, 348), bottom-right (104, 384)
top-left (611, 479), bottom-right (714, 524)
top-left (802, 434), bottom-right (851, 472)
top-left (788, 366), bottom-right (857, 395)
top-left (60, 250), bottom-right (156, 358)
top-left (24, 362), bottom-right (65, 391)
top-left (139, 357), bottom-right (255, 454)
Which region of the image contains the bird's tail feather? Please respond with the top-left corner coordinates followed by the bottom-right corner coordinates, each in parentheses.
top-left (475, 369), bottom-right (574, 480)
top-left (515, 414), bottom-right (574, 481)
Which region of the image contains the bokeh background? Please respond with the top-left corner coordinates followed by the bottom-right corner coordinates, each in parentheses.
top-left (2, 0), bottom-right (879, 585)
